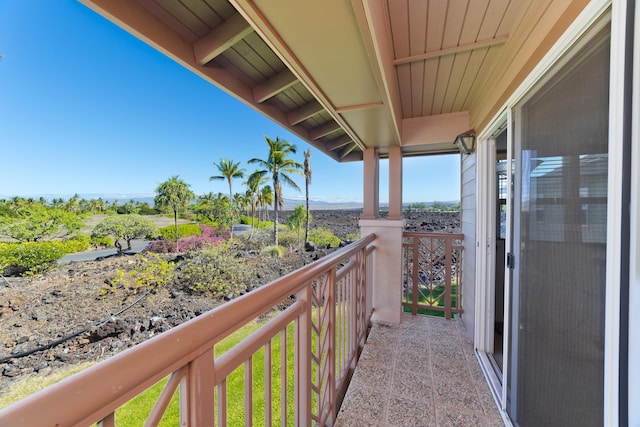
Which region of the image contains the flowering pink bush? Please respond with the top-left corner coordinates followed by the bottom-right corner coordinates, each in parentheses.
top-left (147, 224), bottom-right (224, 254)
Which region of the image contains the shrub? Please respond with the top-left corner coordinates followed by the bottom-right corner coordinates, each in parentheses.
top-left (309, 227), bottom-right (341, 248)
top-left (90, 235), bottom-right (113, 248)
top-left (276, 229), bottom-right (298, 249)
top-left (344, 232), bottom-right (361, 243)
top-left (256, 220), bottom-right (274, 230)
top-left (0, 206), bottom-right (83, 242)
top-left (108, 253), bottom-right (174, 293)
top-left (148, 224), bottom-right (225, 254)
top-left (146, 239), bottom-right (176, 254)
top-left (180, 243), bottom-right (251, 298)
top-left (158, 223), bottom-right (202, 240)
top-left (61, 235), bottom-right (90, 253)
top-left (0, 242), bottom-right (65, 276)
top-left (261, 245), bottom-right (286, 259)
top-left (137, 207), bottom-right (161, 215)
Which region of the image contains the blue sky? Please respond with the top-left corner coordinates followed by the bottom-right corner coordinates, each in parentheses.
top-left (0, 1), bottom-right (460, 204)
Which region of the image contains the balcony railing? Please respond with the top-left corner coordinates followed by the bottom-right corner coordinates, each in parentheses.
top-left (402, 232), bottom-right (464, 319)
top-left (0, 234), bottom-right (376, 426)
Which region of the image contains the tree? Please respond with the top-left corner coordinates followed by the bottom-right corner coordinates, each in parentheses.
top-left (244, 170), bottom-right (268, 230)
top-left (303, 148), bottom-right (312, 245)
top-left (287, 205), bottom-right (312, 249)
top-left (154, 176), bottom-right (195, 248)
top-left (65, 193), bottom-right (80, 214)
top-left (193, 192), bottom-right (234, 229)
top-left (249, 136), bottom-right (303, 245)
top-left (118, 199), bottom-right (140, 214)
top-left (210, 158), bottom-right (245, 237)
top-left (210, 158), bottom-right (245, 205)
top-left (259, 185), bottom-right (273, 224)
top-left (92, 214), bottom-right (159, 255)
top-left (0, 206), bottom-right (83, 242)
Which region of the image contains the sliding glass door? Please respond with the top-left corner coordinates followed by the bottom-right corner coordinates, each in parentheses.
top-left (507, 27), bottom-right (610, 426)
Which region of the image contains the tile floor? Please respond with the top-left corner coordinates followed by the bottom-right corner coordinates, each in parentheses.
top-left (335, 314), bottom-right (505, 426)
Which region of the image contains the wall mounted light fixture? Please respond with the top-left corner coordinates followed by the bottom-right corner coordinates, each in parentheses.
top-left (453, 130), bottom-right (476, 155)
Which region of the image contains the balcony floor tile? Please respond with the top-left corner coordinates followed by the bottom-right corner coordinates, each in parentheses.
top-left (336, 314), bottom-right (504, 427)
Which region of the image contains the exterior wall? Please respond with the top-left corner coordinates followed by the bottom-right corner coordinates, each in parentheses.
top-left (460, 152), bottom-right (477, 341)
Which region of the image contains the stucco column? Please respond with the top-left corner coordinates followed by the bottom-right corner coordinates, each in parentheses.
top-left (361, 148), bottom-right (379, 220)
top-left (359, 218), bottom-right (405, 324)
top-left (388, 145), bottom-right (403, 220)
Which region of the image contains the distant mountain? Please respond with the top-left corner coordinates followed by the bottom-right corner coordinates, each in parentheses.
top-left (0, 193), bottom-right (457, 211)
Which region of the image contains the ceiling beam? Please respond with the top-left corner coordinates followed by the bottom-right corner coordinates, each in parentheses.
top-left (310, 121), bottom-right (341, 140)
top-left (339, 143), bottom-right (358, 159)
top-left (325, 134), bottom-right (352, 151)
top-left (402, 112), bottom-right (470, 147)
top-left (355, 0), bottom-right (403, 145)
top-left (287, 101), bottom-right (324, 126)
top-left (335, 102), bottom-right (384, 113)
top-left (252, 69), bottom-right (298, 103)
top-left (393, 36), bottom-right (509, 66)
top-left (193, 13), bottom-right (253, 66)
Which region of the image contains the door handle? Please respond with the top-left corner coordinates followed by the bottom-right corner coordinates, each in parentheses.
top-left (507, 252), bottom-right (515, 270)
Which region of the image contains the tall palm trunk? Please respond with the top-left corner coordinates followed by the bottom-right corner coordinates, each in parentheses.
top-left (303, 149), bottom-right (312, 246)
top-left (305, 176), bottom-right (310, 245)
top-left (273, 172), bottom-right (279, 246)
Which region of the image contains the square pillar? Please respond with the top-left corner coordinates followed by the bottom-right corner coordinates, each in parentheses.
top-left (359, 218), bottom-right (405, 324)
top-left (388, 145), bottom-right (403, 220)
top-left (362, 148), bottom-right (379, 219)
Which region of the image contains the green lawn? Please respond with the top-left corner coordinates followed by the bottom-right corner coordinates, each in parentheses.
top-left (403, 283), bottom-right (459, 317)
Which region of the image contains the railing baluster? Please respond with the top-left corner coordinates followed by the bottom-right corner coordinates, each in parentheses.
top-left (184, 349), bottom-right (215, 426)
top-left (244, 358), bottom-right (253, 427)
top-left (327, 268), bottom-right (337, 425)
top-left (265, 341), bottom-right (272, 427)
top-left (295, 285), bottom-right (312, 426)
top-left (280, 329), bottom-right (287, 427)
top-left (97, 412), bottom-right (115, 427)
top-left (217, 379), bottom-right (228, 426)
top-left (445, 237), bottom-right (453, 319)
top-left (412, 235), bottom-right (419, 315)
top-left (350, 258), bottom-right (357, 370)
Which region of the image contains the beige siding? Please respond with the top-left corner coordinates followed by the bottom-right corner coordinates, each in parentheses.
top-left (460, 152), bottom-right (477, 342)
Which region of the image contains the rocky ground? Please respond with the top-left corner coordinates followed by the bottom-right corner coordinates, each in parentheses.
top-left (0, 210), bottom-right (459, 393)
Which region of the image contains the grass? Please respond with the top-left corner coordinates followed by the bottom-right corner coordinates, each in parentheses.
top-left (0, 362), bottom-right (96, 409)
top-left (403, 283), bottom-right (459, 317)
top-left (109, 314), bottom-right (297, 426)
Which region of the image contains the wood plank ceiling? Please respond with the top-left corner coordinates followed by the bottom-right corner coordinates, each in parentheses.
top-left (82, 0), bottom-right (529, 161)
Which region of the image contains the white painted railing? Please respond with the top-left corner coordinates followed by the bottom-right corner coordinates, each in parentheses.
top-left (0, 234), bottom-right (376, 426)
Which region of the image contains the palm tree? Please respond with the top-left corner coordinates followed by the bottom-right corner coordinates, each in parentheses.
top-left (154, 175), bottom-right (195, 248)
top-left (245, 169), bottom-right (268, 230)
top-left (303, 148), bottom-right (312, 246)
top-left (65, 194), bottom-right (80, 214)
top-left (210, 158), bottom-right (245, 238)
top-left (210, 158), bottom-right (245, 205)
top-left (259, 185), bottom-right (274, 224)
top-left (249, 136), bottom-right (303, 245)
